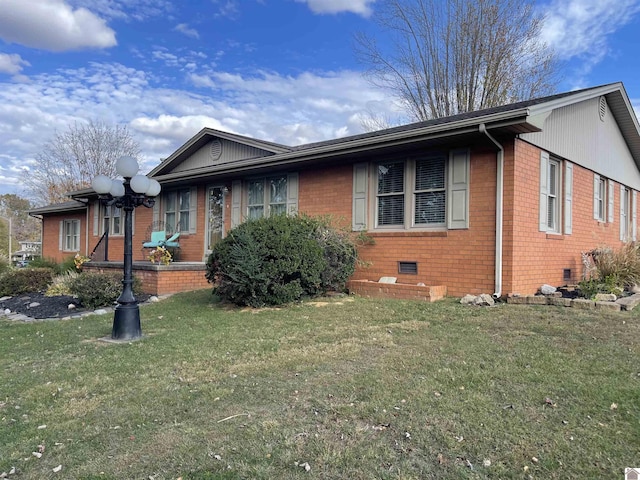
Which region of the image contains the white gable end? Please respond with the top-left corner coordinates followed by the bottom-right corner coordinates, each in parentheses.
top-left (172, 138), bottom-right (276, 174)
top-left (522, 97), bottom-right (640, 190)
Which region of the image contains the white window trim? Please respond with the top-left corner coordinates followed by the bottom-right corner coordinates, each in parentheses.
top-left (61, 219), bottom-right (80, 252)
top-left (539, 152), bottom-right (563, 234)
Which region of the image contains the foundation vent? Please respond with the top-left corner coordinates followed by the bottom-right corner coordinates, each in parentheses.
top-left (398, 261), bottom-right (418, 275)
top-left (563, 268), bottom-right (572, 281)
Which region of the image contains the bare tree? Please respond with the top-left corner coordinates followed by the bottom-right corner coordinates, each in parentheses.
top-left (26, 120), bottom-right (140, 205)
top-left (355, 0), bottom-right (558, 123)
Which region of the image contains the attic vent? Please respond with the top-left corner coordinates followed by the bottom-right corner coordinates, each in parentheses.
top-left (599, 96), bottom-right (607, 122)
top-left (398, 261), bottom-right (418, 275)
top-left (210, 138), bottom-right (223, 161)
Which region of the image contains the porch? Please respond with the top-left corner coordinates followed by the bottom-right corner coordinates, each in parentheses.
top-left (84, 261), bottom-right (210, 296)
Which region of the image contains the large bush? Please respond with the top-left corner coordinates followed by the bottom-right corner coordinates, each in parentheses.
top-left (206, 215), bottom-right (357, 307)
top-left (0, 268), bottom-right (55, 296)
top-left (70, 271), bottom-right (142, 309)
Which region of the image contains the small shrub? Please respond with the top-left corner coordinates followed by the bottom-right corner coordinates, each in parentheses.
top-left (46, 270), bottom-right (80, 296)
top-left (578, 275), bottom-right (623, 299)
top-left (70, 271), bottom-right (142, 309)
top-left (0, 268), bottom-right (54, 296)
top-left (591, 243), bottom-right (640, 288)
top-left (28, 257), bottom-right (62, 274)
top-left (206, 214), bottom-right (357, 307)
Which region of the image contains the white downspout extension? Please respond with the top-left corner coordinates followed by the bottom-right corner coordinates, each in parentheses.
top-left (479, 123), bottom-right (504, 298)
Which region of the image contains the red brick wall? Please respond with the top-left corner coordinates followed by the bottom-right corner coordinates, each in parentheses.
top-left (40, 211), bottom-right (87, 263)
top-left (503, 139), bottom-right (634, 294)
top-left (223, 154), bottom-right (499, 298)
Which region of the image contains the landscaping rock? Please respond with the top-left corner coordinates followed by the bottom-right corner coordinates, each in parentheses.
top-left (28, 302), bottom-right (40, 308)
top-left (615, 293), bottom-right (640, 311)
top-left (149, 296), bottom-right (160, 302)
top-left (93, 309), bottom-right (109, 315)
top-left (540, 284), bottom-right (557, 295)
top-left (548, 297), bottom-right (572, 307)
top-left (460, 294), bottom-right (495, 306)
top-left (475, 294), bottom-right (495, 306)
top-left (527, 295), bottom-right (549, 305)
top-left (571, 299), bottom-right (595, 309)
top-left (460, 294), bottom-right (477, 305)
top-left (594, 293), bottom-right (617, 302)
top-left (595, 301), bottom-right (621, 312)
top-left (507, 296), bottom-right (527, 305)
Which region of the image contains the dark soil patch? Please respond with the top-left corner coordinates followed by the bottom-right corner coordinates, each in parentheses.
top-left (1, 292), bottom-right (88, 319)
top-left (1, 293), bottom-right (152, 319)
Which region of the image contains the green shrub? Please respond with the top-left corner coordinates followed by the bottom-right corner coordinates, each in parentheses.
top-left (206, 214), bottom-right (357, 307)
top-left (0, 268), bottom-right (54, 296)
top-left (28, 257), bottom-right (61, 274)
top-left (46, 270), bottom-right (80, 296)
top-left (70, 271), bottom-right (142, 309)
top-left (0, 258), bottom-right (10, 276)
top-left (59, 255), bottom-right (78, 273)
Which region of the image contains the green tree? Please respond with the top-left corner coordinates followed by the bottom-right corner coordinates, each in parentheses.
top-left (0, 194), bottom-right (40, 259)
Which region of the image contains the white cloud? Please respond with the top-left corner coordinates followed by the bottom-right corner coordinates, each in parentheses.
top-left (541, 0), bottom-right (640, 61)
top-left (295, 0), bottom-right (375, 17)
top-left (174, 23), bottom-right (200, 39)
top-left (0, 53), bottom-right (30, 75)
top-left (0, 0), bottom-right (116, 51)
top-left (0, 61), bottom-right (397, 197)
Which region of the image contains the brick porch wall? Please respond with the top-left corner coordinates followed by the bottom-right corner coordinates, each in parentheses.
top-left (84, 261), bottom-right (210, 296)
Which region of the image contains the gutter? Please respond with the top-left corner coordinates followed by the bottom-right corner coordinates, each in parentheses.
top-left (479, 123), bottom-right (504, 298)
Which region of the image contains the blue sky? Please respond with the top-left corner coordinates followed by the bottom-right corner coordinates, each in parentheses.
top-left (0, 0), bottom-right (639, 199)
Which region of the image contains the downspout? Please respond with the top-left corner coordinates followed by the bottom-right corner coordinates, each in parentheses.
top-left (479, 123), bottom-right (504, 298)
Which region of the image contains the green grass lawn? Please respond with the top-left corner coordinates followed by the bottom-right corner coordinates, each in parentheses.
top-left (1, 290), bottom-right (638, 479)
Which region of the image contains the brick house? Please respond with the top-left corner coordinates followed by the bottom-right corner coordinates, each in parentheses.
top-left (30, 82), bottom-right (640, 297)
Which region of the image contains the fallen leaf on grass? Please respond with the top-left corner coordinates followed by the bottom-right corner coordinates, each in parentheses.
top-left (52, 465), bottom-right (62, 473)
top-left (610, 403), bottom-right (618, 410)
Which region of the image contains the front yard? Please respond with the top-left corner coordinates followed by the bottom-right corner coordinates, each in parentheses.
top-left (1, 291), bottom-right (638, 479)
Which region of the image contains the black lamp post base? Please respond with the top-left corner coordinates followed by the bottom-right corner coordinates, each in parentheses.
top-left (112, 303), bottom-right (142, 340)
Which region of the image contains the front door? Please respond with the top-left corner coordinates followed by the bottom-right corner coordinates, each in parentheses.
top-left (206, 186), bottom-right (225, 256)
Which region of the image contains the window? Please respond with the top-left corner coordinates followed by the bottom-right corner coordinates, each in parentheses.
top-left (102, 205), bottom-right (122, 235)
top-left (594, 175), bottom-right (606, 222)
top-left (230, 174), bottom-right (298, 229)
top-left (62, 220), bottom-right (79, 251)
top-left (246, 175), bottom-right (288, 219)
top-left (164, 188), bottom-right (195, 233)
top-left (539, 152), bottom-right (565, 234)
top-left (353, 150), bottom-right (468, 231)
top-left (546, 159), bottom-right (560, 231)
top-left (620, 185), bottom-right (636, 242)
top-left (375, 154), bottom-right (447, 228)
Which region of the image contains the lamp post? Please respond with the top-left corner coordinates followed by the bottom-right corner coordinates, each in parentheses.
top-left (0, 215), bottom-right (11, 265)
top-left (92, 156), bottom-right (161, 340)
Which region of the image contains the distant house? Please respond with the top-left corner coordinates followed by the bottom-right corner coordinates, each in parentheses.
top-left (11, 240), bottom-right (41, 264)
top-left (30, 82), bottom-right (640, 297)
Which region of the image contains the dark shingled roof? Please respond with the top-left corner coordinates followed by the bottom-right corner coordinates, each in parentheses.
top-left (291, 84), bottom-right (613, 151)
